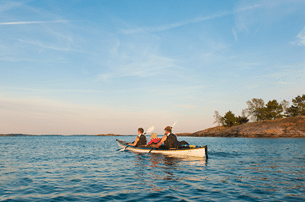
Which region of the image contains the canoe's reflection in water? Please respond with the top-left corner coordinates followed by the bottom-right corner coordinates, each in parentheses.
top-left (132, 153), bottom-right (207, 191)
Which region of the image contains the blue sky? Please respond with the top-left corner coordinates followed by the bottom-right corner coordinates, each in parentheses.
top-left (1, 0), bottom-right (304, 135)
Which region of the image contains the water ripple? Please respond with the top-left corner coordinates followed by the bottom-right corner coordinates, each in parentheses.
top-left (0, 136), bottom-right (304, 201)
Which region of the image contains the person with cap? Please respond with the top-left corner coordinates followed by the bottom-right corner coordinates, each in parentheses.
top-left (153, 126), bottom-right (178, 149)
top-left (128, 128), bottom-right (147, 147)
top-left (145, 133), bottom-right (161, 147)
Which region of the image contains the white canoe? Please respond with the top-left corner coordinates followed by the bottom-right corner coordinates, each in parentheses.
top-left (116, 139), bottom-right (208, 158)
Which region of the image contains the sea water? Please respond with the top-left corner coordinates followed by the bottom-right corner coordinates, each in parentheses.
top-left (0, 136), bottom-right (304, 201)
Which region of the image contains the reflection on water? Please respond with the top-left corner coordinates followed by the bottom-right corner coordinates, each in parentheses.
top-left (131, 152), bottom-right (208, 192)
top-left (0, 136), bottom-right (304, 201)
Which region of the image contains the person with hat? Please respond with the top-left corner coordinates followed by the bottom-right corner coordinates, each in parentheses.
top-left (153, 126), bottom-right (178, 149)
top-left (128, 128), bottom-right (147, 147)
top-left (145, 133), bottom-right (161, 147)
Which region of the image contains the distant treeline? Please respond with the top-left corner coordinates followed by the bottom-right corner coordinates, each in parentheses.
top-left (0, 134), bottom-right (29, 136)
top-left (214, 94), bottom-right (305, 127)
top-left (96, 134), bottom-right (121, 136)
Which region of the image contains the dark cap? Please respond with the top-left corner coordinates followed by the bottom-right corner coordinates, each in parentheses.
top-left (138, 128), bottom-right (144, 133)
top-left (164, 126), bottom-right (172, 132)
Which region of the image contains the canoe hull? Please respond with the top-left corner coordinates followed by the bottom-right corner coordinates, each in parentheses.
top-left (116, 139), bottom-right (207, 158)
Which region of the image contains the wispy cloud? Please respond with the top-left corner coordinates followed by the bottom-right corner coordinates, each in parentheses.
top-left (97, 41), bottom-right (180, 81)
top-left (232, 28), bottom-right (238, 41)
top-left (200, 51), bottom-right (237, 64)
top-left (0, 20), bottom-right (69, 25)
top-left (239, 62), bottom-right (263, 69)
top-left (96, 73), bottom-right (113, 82)
top-left (296, 27), bottom-right (305, 46)
top-left (121, 4), bottom-right (263, 34)
top-left (235, 3), bottom-right (261, 12)
top-left (0, 2), bottom-right (22, 13)
top-left (1, 86), bottom-right (105, 93)
top-left (0, 45), bottom-right (14, 57)
top-left (19, 39), bottom-right (94, 54)
top-left (121, 12), bottom-right (229, 34)
top-left (97, 55), bottom-right (178, 81)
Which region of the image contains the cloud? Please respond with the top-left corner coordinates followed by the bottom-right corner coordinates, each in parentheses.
top-left (0, 2), bottom-right (22, 13)
top-left (121, 4), bottom-right (263, 34)
top-left (234, 1), bottom-right (302, 34)
top-left (19, 39), bottom-right (94, 54)
top-left (0, 45), bottom-right (14, 57)
top-left (44, 27), bottom-right (74, 43)
top-left (0, 20), bottom-right (69, 25)
top-left (97, 42), bottom-right (179, 81)
top-left (239, 62), bottom-right (263, 69)
top-left (200, 51), bottom-right (237, 64)
top-left (232, 28), bottom-right (238, 41)
top-left (96, 73), bottom-right (113, 82)
top-left (296, 27), bottom-right (305, 46)
top-left (97, 56), bottom-right (177, 80)
top-left (235, 3), bottom-right (261, 12)
top-left (1, 86), bottom-right (106, 94)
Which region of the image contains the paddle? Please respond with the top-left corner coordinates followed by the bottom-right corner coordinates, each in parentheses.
top-left (124, 126), bottom-right (155, 151)
top-left (172, 118), bottom-right (180, 128)
top-left (148, 119), bottom-right (179, 154)
top-left (145, 126), bottom-right (155, 135)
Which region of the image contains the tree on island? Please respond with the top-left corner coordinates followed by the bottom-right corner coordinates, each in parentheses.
top-left (214, 110), bottom-right (249, 128)
top-left (260, 100), bottom-right (284, 120)
top-left (214, 94), bottom-right (305, 128)
top-left (244, 98), bottom-right (287, 121)
top-left (281, 99), bottom-right (290, 115)
top-left (286, 94), bottom-right (305, 117)
top-left (244, 98), bottom-right (265, 121)
top-left (236, 115), bottom-right (250, 125)
top-left (213, 110), bottom-right (223, 127)
top-left (222, 111), bottom-right (237, 127)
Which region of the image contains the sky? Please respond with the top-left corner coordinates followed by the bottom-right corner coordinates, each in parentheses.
top-left (0, 0), bottom-right (305, 135)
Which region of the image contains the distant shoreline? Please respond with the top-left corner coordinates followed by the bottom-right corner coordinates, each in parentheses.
top-left (2, 116), bottom-right (304, 138)
top-left (0, 134), bottom-right (134, 136)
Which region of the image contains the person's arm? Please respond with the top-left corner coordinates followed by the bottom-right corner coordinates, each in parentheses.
top-left (154, 135), bottom-right (167, 148)
top-left (145, 139), bottom-right (153, 146)
top-left (129, 136), bottom-right (139, 146)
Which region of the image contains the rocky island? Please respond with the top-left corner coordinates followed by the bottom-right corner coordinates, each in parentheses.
top-left (178, 116), bottom-right (305, 138)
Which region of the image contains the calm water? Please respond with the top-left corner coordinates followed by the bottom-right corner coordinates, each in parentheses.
top-left (0, 136), bottom-right (304, 201)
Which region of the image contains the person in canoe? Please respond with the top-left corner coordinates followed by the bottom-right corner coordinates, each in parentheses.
top-left (152, 126), bottom-right (178, 149)
top-left (144, 133), bottom-right (161, 147)
top-left (128, 128), bottom-right (147, 147)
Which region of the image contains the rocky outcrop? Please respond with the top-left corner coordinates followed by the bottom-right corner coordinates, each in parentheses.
top-left (182, 116), bottom-right (305, 138)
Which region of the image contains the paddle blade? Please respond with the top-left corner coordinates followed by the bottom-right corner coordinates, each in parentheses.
top-left (146, 126), bottom-right (154, 134)
top-left (172, 118), bottom-right (180, 128)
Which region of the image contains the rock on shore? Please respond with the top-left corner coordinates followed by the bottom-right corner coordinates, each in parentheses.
top-left (183, 116), bottom-right (305, 138)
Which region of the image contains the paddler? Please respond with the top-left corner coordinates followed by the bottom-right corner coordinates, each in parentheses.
top-left (153, 126), bottom-right (178, 149)
top-left (144, 133), bottom-right (161, 147)
top-left (128, 128), bottom-right (147, 147)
